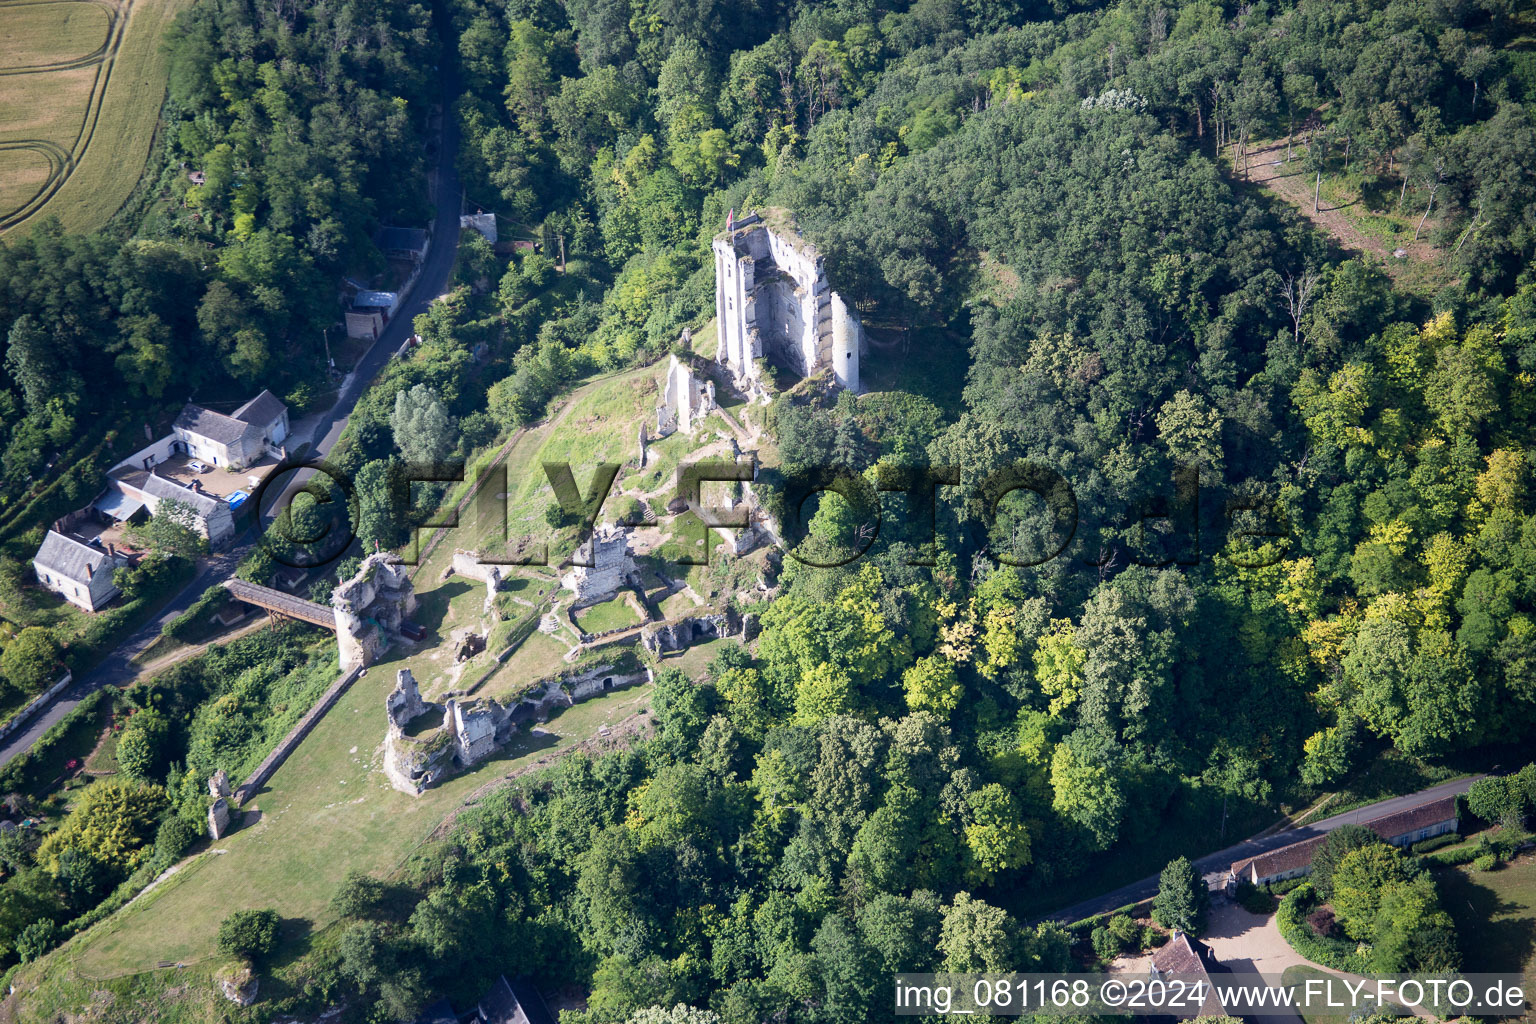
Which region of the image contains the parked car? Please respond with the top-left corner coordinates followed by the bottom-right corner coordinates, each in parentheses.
top-left (187, 460), bottom-right (209, 473)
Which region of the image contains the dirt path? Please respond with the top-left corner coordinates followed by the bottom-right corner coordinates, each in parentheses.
top-left (1239, 139), bottom-right (1446, 274)
top-left (128, 618), bottom-right (268, 677)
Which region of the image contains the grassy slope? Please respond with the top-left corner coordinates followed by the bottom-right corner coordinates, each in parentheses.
top-left (48, 651), bottom-right (654, 980)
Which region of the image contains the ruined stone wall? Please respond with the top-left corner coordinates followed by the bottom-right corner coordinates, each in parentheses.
top-left (333, 554), bottom-right (418, 671)
top-left (383, 659), bottom-right (650, 795)
top-left (561, 525), bottom-right (635, 606)
top-left (641, 609), bottom-right (743, 655)
top-left (233, 665), bottom-right (365, 805)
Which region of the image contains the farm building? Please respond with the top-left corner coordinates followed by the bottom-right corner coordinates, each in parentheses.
top-left (1229, 795), bottom-right (1460, 886)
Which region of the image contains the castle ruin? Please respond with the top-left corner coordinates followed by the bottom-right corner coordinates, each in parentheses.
top-left (207, 770), bottom-right (233, 839)
top-left (382, 663), bottom-right (650, 796)
top-left (332, 553), bottom-right (418, 671)
top-left (657, 354), bottom-right (716, 436)
top-left (713, 209), bottom-right (865, 398)
top-left (560, 524), bottom-right (637, 607)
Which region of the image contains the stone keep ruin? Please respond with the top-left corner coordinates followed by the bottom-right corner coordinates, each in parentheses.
top-left (713, 209), bottom-right (866, 398)
top-left (383, 668), bottom-right (504, 795)
top-left (560, 523), bottom-right (637, 607)
top-left (332, 553), bottom-right (418, 671)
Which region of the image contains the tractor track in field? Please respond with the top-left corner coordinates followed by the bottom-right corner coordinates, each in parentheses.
top-left (0, 0), bottom-right (128, 229)
top-left (0, 0), bottom-right (118, 74)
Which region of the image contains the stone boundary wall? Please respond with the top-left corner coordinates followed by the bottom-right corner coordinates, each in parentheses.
top-left (0, 672), bottom-right (73, 746)
top-left (234, 665), bottom-right (363, 805)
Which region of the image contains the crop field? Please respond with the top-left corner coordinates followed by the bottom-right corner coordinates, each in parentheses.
top-left (0, 0), bottom-right (190, 235)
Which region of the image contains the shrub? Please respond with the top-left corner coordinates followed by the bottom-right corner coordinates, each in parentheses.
top-left (161, 585), bottom-right (231, 641)
top-left (1423, 844), bottom-right (1482, 867)
top-left (1267, 876), bottom-right (1307, 896)
top-left (1472, 853), bottom-right (1501, 872)
top-left (1467, 776), bottom-right (1530, 828)
top-left (1090, 926), bottom-right (1120, 962)
top-left (1409, 832), bottom-right (1460, 854)
top-left (15, 917), bottom-right (58, 962)
top-left (329, 870), bottom-right (388, 920)
top-left (36, 779), bottom-right (167, 881)
top-left (1306, 905), bottom-right (1340, 938)
top-left (217, 908), bottom-right (280, 963)
top-left (1276, 884), bottom-right (1370, 974)
top-left (154, 817), bottom-right (199, 862)
top-left (1106, 914), bottom-right (1139, 949)
top-left (1235, 880), bottom-right (1276, 915)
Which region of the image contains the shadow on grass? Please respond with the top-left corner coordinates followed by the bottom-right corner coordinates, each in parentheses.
top-left (1434, 865), bottom-right (1536, 973)
top-left (413, 580), bottom-right (472, 633)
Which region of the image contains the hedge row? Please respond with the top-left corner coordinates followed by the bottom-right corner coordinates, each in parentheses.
top-left (161, 584), bottom-right (232, 641)
top-left (1409, 832), bottom-right (1462, 855)
top-left (1276, 884), bottom-right (1370, 974)
top-left (1421, 828), bottom-right (1533, 867)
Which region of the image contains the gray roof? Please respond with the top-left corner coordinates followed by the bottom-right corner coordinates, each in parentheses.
top-left (174, 403), bottom-right (261, 449)
top-left (35, 530), bottom-right (118, 583)
top-left (477, 977), bottom-right (555, 1024)
top-left (115, 472), bottom-right (223, 517)
top-left (353, 290), bottom-right (397, 309)
top-left (95, 487), bottom-right (146, 522)
top-left (232, 389), bottom-right (286, 429)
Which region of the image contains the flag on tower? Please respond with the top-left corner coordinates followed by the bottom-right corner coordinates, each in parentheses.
top-left (726, 208), bottom-right (734, 232)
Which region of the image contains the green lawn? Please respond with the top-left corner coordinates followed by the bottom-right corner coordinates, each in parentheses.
top-left (1276, 965), bottom-right (1405, 1024)
top-left (576, 596), bottom-right (641, 634)
top-left (658, 590), bottom-right (699, 620)
top-left (1436, 853), bottom-right (1536, 982)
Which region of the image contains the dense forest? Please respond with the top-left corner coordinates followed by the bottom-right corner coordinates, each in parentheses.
top-left (2, 0), bottom-right (1536, 1015)
top-left (275, 0), bottom-right (1536, 1018)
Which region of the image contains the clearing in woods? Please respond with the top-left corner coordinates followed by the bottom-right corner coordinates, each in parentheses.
top-left (1234, 137), bottom-right (1456, 295)
top-left (0, 0), bottom-right (190, 235)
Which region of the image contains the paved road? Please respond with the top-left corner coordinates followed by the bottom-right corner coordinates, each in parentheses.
top-left (0, 68), bottom-right (464, 770)
top-left (0, 544), bottom-right (249, 767)
top-left (1040, 775), bottom-right (1480, 924)
top-left (263, 62), bottom-right (464, 519)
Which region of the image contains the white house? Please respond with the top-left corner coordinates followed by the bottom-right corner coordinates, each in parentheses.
top-left (33, 530), bottom-right (127, 612)
top-left (172, 389), bottom-right (288, 471)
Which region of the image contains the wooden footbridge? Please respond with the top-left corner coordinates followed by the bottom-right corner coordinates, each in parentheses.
top-left (222, 578), bottom-right (337, 630)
